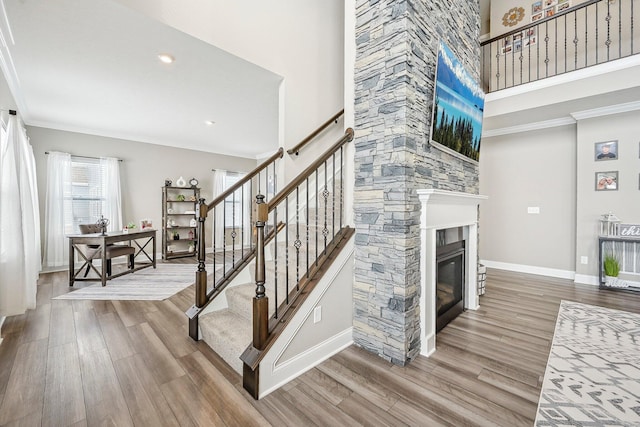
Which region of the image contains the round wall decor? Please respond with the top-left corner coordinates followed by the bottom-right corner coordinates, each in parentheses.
top-left (502, 7), bottom-right (525, 27)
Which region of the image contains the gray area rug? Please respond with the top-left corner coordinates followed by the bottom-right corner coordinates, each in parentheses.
top-left (535, 301), bottom-right (640, 426)
top-left (54, 264), bottom-right (197, 301)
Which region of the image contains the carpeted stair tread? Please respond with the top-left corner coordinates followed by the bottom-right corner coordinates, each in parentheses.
top-left (199, 309), bottom-right (251, 374)
top-left (226, 280), bottom-right (292, 320)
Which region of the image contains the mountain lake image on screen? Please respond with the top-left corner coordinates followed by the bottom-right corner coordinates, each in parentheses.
top-left (431, 41), bottom-right (485, 162)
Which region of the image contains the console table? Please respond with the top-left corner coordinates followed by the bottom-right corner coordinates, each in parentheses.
top-left (68, 229), bottom-right (156, 287)
top-left (598, 235), bottom-right (640, 288)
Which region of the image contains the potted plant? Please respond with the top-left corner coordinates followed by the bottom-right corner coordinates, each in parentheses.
top-left (123, 222), bottom-right (136, 233)
top-left (603, 254), bottom-right (627, 288)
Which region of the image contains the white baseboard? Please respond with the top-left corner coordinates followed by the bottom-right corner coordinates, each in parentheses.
top-left (481, 260), bottom-right (575, 280)
top-left (574, 274), bottom-right (600, 286)
top-left (259, 328), bottom-right (353, 399)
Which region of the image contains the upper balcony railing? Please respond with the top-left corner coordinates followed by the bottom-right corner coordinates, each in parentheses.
top-left (481, 0), bottom-right (639, 93)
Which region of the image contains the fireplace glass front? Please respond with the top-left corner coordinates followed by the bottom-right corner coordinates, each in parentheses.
top-left (436, 240), bottom-right (465, 332)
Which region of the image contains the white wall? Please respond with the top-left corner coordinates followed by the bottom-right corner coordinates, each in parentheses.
top-left (0, 67), bottom-right (17, 113)
top-left (480, 125), bottom-right (577, 274)
top-left (28, 126), bottom-right (257, 261)
top-left (114, 0), bottom-right (345, 183)
top-left (489, 0), bottom-right (591, 38)
top-left (575, 110), bottom-right (640, 278)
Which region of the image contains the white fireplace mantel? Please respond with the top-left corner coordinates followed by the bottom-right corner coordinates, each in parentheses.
top-left (417, 189), bottom-right (488, 357)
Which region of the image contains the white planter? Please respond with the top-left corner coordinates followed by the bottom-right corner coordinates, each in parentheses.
top-left (605, 275), bottom-right (629, 288)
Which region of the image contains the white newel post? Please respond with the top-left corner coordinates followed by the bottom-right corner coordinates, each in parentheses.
top-left (417, 189), bottom-right (487, 357)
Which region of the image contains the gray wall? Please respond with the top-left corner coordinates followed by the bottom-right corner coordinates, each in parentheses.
top-left (479, 108), bottom-right (640, 282)
top-left (353, 1), bottom-right (480, 365)
top-left (575, 110), bottom-right (640, 277)
top-left (28, 126), bottom-right (257, 259)
top-left (479, 125), bottom-right (577, 272)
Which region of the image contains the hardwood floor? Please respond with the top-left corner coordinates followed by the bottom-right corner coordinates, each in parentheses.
top-left (1, 267), bottom-right (640, 426)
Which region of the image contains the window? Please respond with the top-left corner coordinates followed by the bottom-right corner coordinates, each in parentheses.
top-left (223, 172), bottom-right (243, 228)
top-left (66, 157), bottom-right (106, 233)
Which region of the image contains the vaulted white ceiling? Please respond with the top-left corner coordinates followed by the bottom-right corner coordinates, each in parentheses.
top-left (0, 0), bottom-right (282, 158)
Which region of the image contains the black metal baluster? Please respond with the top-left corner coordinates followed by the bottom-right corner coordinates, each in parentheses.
top-left (537, 24), bottom-right (540, 81)
top-left (273, 162), bottom-right (277, 195)
top-left (619, 0), bottom-right (622, 58)
top-left (240, 183), bottom-right (244, 257)
top-left (323, 162), bottom-right (328, 252)
top-left (306, 178), bottom-right (310, 279)
top-left (213, 206), bottom-right (217, 288)
top-left (585, 8), bottom-right (589, 67)
top-left (495, 48), bottom-right (501, 91)
top-left (285, 195), bottom-right (289, 305)
top-left (511, 35), bottom-right (515, 88)
top-left (273, 206), bottom-right (278, 319)
top-left (565, 13), bottom-right (568, 72)
top-left (632, 0), bottom-right (635, 55)
top-left (545, 21), bottom-right (550, 77)
top-left (339, 146), bottom-right (344, 230)
top-left (527, 26), bottom-right (531, 84)
top-left (606, 0), bottom-right (611, 61)
top-left (596, 3), bottom-right (599, 63)
top-left (554, 19), bottom-right (558, 76)
top-left (231, 189), bottom-right (236, 267)
top-left (223, 199), bottom-right (227, 277)
top-left (250, 179), bottom-right (254, 251)
top-left (573, 11), bottom-right (579, 70)
top-left (332, 153), bottom-right (336, 240)
top-left (295, 186), bottom-right (300, 291)
top-left (315, 169), bottom-right (319, 266)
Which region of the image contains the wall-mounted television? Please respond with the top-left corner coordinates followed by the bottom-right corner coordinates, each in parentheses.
top-left (431, 41), bottom-right (485, 162)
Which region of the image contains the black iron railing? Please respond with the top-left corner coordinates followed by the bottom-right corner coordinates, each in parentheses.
top-left (241, 128), bottom-right (354, 398)
top-left (186, 148), bottom-right (283, 339)
top-left (481, 0), bottom-right (638, 92)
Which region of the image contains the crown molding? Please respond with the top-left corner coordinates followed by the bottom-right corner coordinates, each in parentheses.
top-left (482, 116), bottom-right (576, 138)
top-left (571, 100), bottom-right (640, 120)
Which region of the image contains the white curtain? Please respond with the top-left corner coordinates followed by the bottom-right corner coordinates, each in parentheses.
top-left (212, 169), bottom-right (226, 251)
top-left (43, 151), bottom-right (71, 268)
top-left (101, 157), bottom-right (122, 232)
top-left (0, 114), bottom-right (41, 316)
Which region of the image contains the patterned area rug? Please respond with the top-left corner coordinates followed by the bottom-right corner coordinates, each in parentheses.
top-left (54, 264), bottom-right (196, 301)
top-left (535, 301), bottom-right (640, 426)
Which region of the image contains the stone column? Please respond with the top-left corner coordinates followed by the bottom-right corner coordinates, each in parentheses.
top-left (353, 0), bottom-right (480, 365)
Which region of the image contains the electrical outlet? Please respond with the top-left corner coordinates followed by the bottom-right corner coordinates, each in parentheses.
top-left (527, 206), bottom-right (540, 214)
top-left (313, 306), bottom-right (322, 323)
top-left (581, 256), bottom-right (588, 265)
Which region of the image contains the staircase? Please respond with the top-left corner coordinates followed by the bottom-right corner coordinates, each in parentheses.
top-left (199, 221), bottom-right (322, 374)
top-left (186, 119), bottom-right (355, 399)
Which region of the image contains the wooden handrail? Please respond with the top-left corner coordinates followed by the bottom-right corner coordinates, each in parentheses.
top-left (207, 147), bottom-right (284, 211)
top-left (270, 128), bottom-right (353, 211)
top-left (286, 109), bottom-right (344, 156)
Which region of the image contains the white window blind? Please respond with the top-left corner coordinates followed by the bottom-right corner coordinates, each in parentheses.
top-left (67, 156), bottom-right (106, 234)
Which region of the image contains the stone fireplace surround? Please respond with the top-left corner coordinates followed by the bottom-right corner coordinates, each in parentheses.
top-left (418, 189), bottom-right (487, 357)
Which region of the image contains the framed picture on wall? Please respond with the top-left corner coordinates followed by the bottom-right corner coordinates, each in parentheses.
top-left (596, 171), bottom-right (619, 191)
top-left (532, 1), bottom-right (543, 14)
top-left (595, 140), bottom-right (618, 161)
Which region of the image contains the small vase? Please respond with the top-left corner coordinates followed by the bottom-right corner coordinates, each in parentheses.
top-left (176, 176), bottom-right (186, 187)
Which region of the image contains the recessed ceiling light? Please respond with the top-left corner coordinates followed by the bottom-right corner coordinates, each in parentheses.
top-left (158, 53), bottom-right (175, 64)
top-left (205, 120), bottom-right (215, 126)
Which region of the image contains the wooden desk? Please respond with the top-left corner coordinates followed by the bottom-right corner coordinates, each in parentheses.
top-left (68, 229), bottom-right (156, 287)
